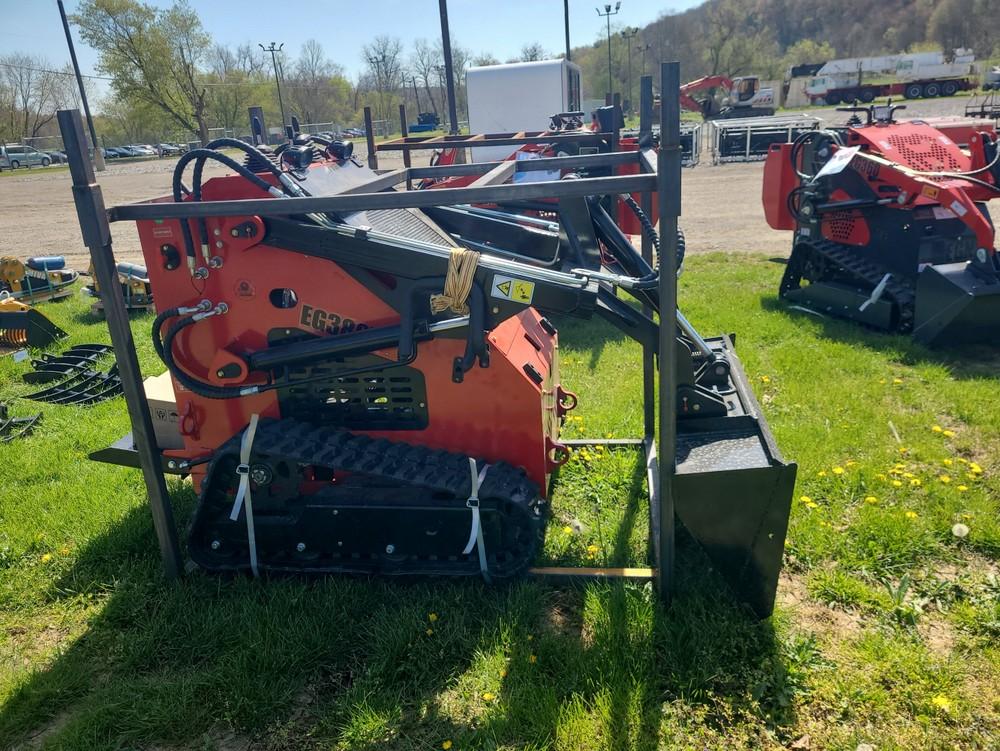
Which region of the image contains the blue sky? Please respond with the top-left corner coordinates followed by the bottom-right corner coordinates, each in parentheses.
top-left (1, 0), bottom-right (700, 99)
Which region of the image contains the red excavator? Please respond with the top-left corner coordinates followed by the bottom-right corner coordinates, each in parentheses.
top-left (680, 75), bottom-right (776, 119)
top-left (762, 102), bottom-right (1000, 345)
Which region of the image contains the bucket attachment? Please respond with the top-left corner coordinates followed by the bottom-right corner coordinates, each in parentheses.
top-left (913, 262), bottom-right (1000, 346)
top-left (673, 335), bottom-right (796, 618)
top-left (0, 295), bottom-right (67, 349)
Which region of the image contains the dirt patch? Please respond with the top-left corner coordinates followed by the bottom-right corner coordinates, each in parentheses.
top-left (778, 571), bottom-right (864, 640)
top-left (13, 708), bottom-right (73, 751)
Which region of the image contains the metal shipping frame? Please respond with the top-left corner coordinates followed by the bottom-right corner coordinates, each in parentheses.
top-left (57, 63), bottom-right (683, 600)
top-left (711, 114), bottom-right (821, 164)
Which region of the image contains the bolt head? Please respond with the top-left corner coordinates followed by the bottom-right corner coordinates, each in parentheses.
top-left (385, 544), bottom-right (395, 554)
top-left (231, 228), bottom-right (240, 237)
top-left (167, 460), bottom-right (177, 469)
top-left (296, 542), bottom-right (306, 552)
top-left (213, 228), bottom-right (221, 236)
top-left (211, 540), bottom-right (221, 550)
top-left (215, 240), bottom-right (224, 249)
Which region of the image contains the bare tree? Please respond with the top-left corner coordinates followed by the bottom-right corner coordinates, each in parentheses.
top-left (205, 43), bottom-right (266, 134)
top-left (362, 36), bottom-right (405, 126)
top-left (519, 43), bottom-right (547, 62)
top-left (410, 39), bottom-right (440, 115)
top-left (471, 53), bottom-right (500, 67)
top-left (0, 53), bottom-right (63, 140)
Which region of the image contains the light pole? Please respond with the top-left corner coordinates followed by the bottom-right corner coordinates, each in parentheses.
top-left (260, 42), bottom-right (287, 134)
top-left (620, 26), bottom-right (639, 111)
top-left (596, 3), bottom-right (621, 100)
top-left (564, 0), bottom-right (571, 61)
top-left (57, 0), bottom-right (104, 171)
top-left (637, 42), bottom-right (652, 79)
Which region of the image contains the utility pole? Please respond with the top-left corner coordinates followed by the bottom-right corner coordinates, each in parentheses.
top-left (411, 76), bottom-right (422, 114)
top-left (621, 27), bottom-right (639, 111)
top-left (57, 0), bottom-right (104, 171)
top-left (438, 0), bottom-right (460, 135)
top-left (260, 42), bottom-right (287, 135)
top-left (564, 0), bottom-right (571, 61)
top-left (596, 3), bottom-right (621, 100)
top-left (637, 42), bottom-right (651, 79)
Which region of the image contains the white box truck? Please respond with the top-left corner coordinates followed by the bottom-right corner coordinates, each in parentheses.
top-left (465, 59), bottom-right (582, 163)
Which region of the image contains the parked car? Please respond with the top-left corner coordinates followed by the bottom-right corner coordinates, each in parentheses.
top-left (131, 144), bottom-right (157, 156)
top-left (157, 143), bottom-right (182, 156)
top-left (0, 144), bottom-right (52, 169)
top-left (46, 150), bottom-right (67, 164)
top-left (116, 146), bottom-right (142, 157)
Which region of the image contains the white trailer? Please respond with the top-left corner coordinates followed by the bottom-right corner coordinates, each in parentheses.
top-left (465, 59), bottom-right (582, 163)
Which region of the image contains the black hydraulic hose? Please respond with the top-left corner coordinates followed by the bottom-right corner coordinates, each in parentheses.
top-left (151, 306), bottom-right (181, 362)
top-left (160, 315), bottom-right (251, 400)
top-left (623, 194), bottom-right (660, 254)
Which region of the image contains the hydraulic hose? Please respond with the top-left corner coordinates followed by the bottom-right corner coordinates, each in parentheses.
top-left (159, 315), bottom-right (255, 400)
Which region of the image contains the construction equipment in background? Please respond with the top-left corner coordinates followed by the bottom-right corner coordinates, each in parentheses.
top-left (0, 402), bottom-right (41, 443)
top-left (0, 256), bottom-right (78, 304)
top-left (85, 261), bottom-right (155, 316)
top-left (680, 75), bottom-right (775, 119)
top-left (0, 293), bottom-right (67, 349)
top-left (762, 102), bottom-right (1000, 346)
top-left (61, 67), bottom-right (797, 618)
top-left (409, 112), bottom-right (441, 133)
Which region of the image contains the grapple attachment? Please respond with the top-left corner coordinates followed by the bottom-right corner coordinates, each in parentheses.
top-left (913, 262), bottom-right (1000, 346)
top-left (0, 295), bottom-right (67, 349)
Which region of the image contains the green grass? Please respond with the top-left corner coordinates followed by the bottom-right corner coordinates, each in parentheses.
top-left (1, 256), bottom-right (998, 749)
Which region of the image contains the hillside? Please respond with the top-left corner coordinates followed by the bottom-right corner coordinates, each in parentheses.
top-left (570, 0), bottom-right (998, 100)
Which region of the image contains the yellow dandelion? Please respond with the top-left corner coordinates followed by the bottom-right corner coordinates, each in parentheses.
top-left (956, 457), bottom-right (968, 464)
top-left (40, 553), bottom-right (53, 564)
top-left (760, 375), bottom-right (771, 384)
top-left (587, 544), bottom-right (598, 553)
top-left (605, 432), bottom-right (613, 439)
top-left (482, 692), bottom-right (496, 701)
top-left (442, 741), bottom-right (453, 750)
top-left (817, 470), bottom-right (828, 477)
top-left (562, 526), bottom-right (573, 535)
top-left (426, 628), bottom-right (434, 636)
top-left (529, 654), bottom-right (537, 664)
top-left (892, 480), bottom-right (903, 488)
top-left (876, 473), bottom-right (886, 480)
top-left (845, 460), bottom-right (857, 467)
top-left (957, 484), bottom-right (969, 492)
top-left (898, 447), bottom-right (909, 454)
top-left (500, 668), bottom-right (508, 678)
top-left (932, 425), bottom-right (943, 433)
top-left (800, 495), bottom-right (813, 504)
top-left (910, 479), bottom-right (921, 487)
top-left (429, 612), bottom-right (438, 622)
top-left (939, 475), bottom-right (951, 484)
top-left (903, 472), bottom-right (915, 478)
top-left (893, 377), bottom-right (903, 385)
top-left (969, 462), bottom-right (983, 474)
top-left (864, 496), bottom-right (878, 504)
top-left (879, 378), bottom-right (887, 384)
top-left (931, 695), bottom-right (952, 712)
top-left (942, 430), bottom-right (956, 438)
top-left (894, 462), bottom-right (906, 469)
top-left (832, 466), bottom-right (845, 475)
top-left (805, 501), bottom-right (819, 509)
top-left (905, 511), bottom-right (918, 519)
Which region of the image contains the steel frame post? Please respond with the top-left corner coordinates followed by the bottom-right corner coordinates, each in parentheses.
top-left (656, 62), bottom-right (681, 603)
top-left (398, 104), bottom-right (411, 168)
top-left (57, 109), bottom-right (182, 579)
top-left (363, 107), bottom-right (377, 170)
top-left (638, 75), bottom-right (655, 441)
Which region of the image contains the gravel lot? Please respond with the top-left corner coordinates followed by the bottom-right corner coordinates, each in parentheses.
top-left (0, 94), bottom-right (988, 271)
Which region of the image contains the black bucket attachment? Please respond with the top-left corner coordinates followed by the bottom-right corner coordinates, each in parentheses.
top-left (913, 262), bottom-right (1000, 346)
top-left (0, 297), bottom-right (67, 349)
top-left (673, 335), bottom-right (796, 618)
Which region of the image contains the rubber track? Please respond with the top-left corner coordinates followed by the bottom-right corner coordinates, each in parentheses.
top-left (192, 418), bottom-right (547, 577)
top-left (782, 238), bottom-right (917, 331)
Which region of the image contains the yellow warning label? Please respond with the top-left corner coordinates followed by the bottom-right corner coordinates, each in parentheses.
top-left (491, 275), bottom-right (535, 304)
top-left (922, 185), bottom-right (940, 199)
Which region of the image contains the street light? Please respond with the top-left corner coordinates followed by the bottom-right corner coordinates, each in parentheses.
top-left (596, 2), bottom-right (621, 100)
top-left (620, 26), bottom-right (639, 112)
top-left (260, 42), bottom-right (287, 135)
top-left (637, 42), bottom-right (652, 80)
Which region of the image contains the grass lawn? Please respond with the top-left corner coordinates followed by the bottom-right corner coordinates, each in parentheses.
top-left (1, 255), bottom-right (997, 750)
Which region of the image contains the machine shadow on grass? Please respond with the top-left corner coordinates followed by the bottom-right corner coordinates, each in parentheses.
top-left (760, 295), bottom-right (1000, 381)
top-left (1, 469), bottom-right (796, 750)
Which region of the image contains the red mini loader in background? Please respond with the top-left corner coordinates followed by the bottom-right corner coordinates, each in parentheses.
top-left (762, 102), bottom-right (1000, 345)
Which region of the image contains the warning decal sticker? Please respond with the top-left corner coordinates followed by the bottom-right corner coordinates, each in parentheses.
top-left (491, 275), bottom-right (535, 304)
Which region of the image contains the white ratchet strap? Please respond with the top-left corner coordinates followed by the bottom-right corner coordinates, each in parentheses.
top-left (462, 457), bottom-right (491, 582)
top-left (860, 272), bottom-right (891, 312)
top-left (229, 414), bottom-right (260, 577)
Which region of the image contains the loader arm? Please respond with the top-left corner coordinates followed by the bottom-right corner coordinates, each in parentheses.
top-left (679, 75), bottom-right (733, 113)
